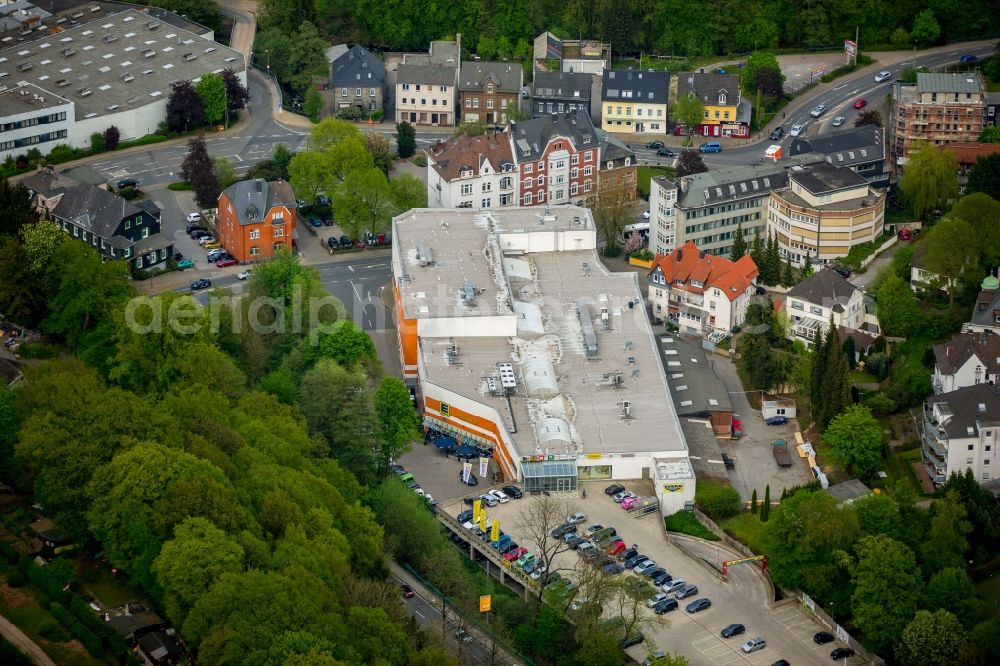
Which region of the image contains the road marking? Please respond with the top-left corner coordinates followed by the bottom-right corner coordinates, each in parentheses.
top-left (351, 281), bottom-right (362, 301)
top-left (832, 84), bottom-right (847, 91)
top-left (414, 611), bottom-right (425, 620)
top-left (366, 263), bottom-right (387, 268)
top-left (348, 265), bottom-right (355, 272)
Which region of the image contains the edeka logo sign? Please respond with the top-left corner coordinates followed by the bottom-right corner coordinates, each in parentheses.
top-left (663, 483), bottom-right (684, 493)
top-left (440, 402), bottom-right (450, 416)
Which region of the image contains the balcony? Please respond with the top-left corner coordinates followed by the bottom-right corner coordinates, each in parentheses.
top-left (921, 452), bottom-right (947, 486)
top-left (922, 406), bottom-right (944, 441)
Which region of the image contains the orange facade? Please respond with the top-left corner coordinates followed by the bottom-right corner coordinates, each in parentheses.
top-left (217, 193), bottom-right (295, 263)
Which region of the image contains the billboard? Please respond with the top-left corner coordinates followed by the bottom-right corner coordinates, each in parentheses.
top-left (844, 40), bottom-right (857, 56)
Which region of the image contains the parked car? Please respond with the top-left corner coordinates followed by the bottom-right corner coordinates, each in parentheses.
top-left (625, 554), bottom-right (650, 570)
top-left (814, 631), bottom-right (835, 645)
top-left (457, 509), bottom-right (474, 523)
top-left (191, 230), bottom-right (211, 240)
top-left (874, 70), bottom-right (892, 82)
top-left (675, 584), bottom-right (699, 600)
top-left (216, 258), bottom-right (238, 268)
top-left (830, 647), bottom-right (855, 660)
top-left (613, 490), bottom-right (635, 503)
top-left (852, 98), bottom-right (867, 109)
top-left (190, 278), bottom-right (212, 290)
top-left (641, 210), bottom-right (651, 220)
top-left (765, 415), bottom-right (787, 426)
top-left (478, 494), bottom-right (498, 507)
top-left (662, 579), bottom-right (686, 594)
top-left (602, 561), bottom-right (625, 575)
top-left (741, 637), bottom-right (766, 653)
top-left (565, 534), bottom-right (586, 548)
top-left (789, 124), bottom-right (804, 137)
top-left (620, 633), bottom-right (644, 649)
top-left (186, 212), bottom-right (203, 223)
top-left (653, 598), bottom-right (679, 614)
top-left (645, 592), bottom-right (669, 608)
top-left (643, 567), bottom-right (666, 580)
top-left (650, 571), bottom-right (673, 586)
top-left (721, 623), bottom-right (746, 638)
top-left (771, 661), bottom-right (790, 666)
top-left (576, 541), bottom-right (598, 557)
top-left (504, 547), bottom-right (527, 562)
top-left (769, 126), bottom-right (785, 140)
top-left (315, 194), bottom-right (331, 206)
top-left (308, 215), bottom-right (323, 228)
top-left (567, 512), bottom-right (586, 525)
top-left (833, 266), bottom-right (852, 279)
top-left (186, 223), bottom-right (206, 234)
top-left (810, 104), bottom-right (827, 117)
top-left (117, 178), bottom-right (138, 189)
top-left (646, 141), bottom-right (664, 150)
top-left (202, 241), bottom-right (222, 250)
top-left (339, 235), bottom-right (353, 248)
top-left (529, 564), bottom-right (548, 580)
top-left (607, 540), bottom-right (627, 556)
top-left (619, 546), bottom-right (639, 561)
top-left (584, 524), bottom-right (605, 538)
top-left (635, 560), bottom-right (658, 575)
top-left (605, 484), bottom-right (625, 496)
top-left (177, 259), bottom-right (195, 269)
top-left (831, 116), bottom-right (846, 127)
top-left (561, 531), bottom-right (581, 543)
top-left (459, 471), bottom-right (478, 486)
top-left (551, 523), bottom-right (575, 539)
top-left (501, 485), bottom-right (523, 498)
top-left (686, 598), bottom-right (712, 613)
top-left (236, 270), bottom-right (251, 280)
top-left (656, 147), bottom-right (675, 158)
top-left (960, 54), bottom-right (978, 63)
top-left (488, 489), bottom-right (510, 504)
top-left (401, 583), bottom-right (415, 599)
top-left (516, 552), bottom-right (535, 568)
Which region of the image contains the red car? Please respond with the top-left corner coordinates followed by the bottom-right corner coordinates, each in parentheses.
top-left (216, 258), bottom-right (238, 268)
top-left (401, 583), bottom-right (415, 599)
top-left (607, 539), bottom-right (627, 556)
top-left (852, 98), bottom-right (867, 109)
top-left (504, 547), bottom-right (528, 562)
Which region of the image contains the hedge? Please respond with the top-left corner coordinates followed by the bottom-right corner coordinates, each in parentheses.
top-left (0, 636), bottom-right (34, 666)
top-left (49, 602), bottom-right (105, 657)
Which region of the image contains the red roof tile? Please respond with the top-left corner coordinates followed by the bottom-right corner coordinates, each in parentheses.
top-left (426, 132), bottom-right (514, 182)
top-left (649, 241), bottom-right (758, 302)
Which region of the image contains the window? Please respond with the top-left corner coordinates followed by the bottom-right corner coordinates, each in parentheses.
top-left (273, 242), bottom-right (284, 252)
top-left (482, 182), bottom-right (491, 192)
top-left (523, 192), bottom-right (532, 205)
top-left (356, 87), bottom-right (362, 97)
top-left (967, 457), bottom-right (974, 464)
top-left (274, 228), bottom-right (284, 237)
top-left (487, 83), bottom-right (493, 93)
top-left (500, 177), bottom-right (512, 189)
top-left (969, 444), bottom-right (975, 451)
top-left (439, 85), bottom-right (446, 92)
top-left (571, 154), bottom-right (579, 165)
top-left (473, 99), bottom-right (479, 108)
top-left (465, 98), bottom-right (472, 108)
top-left (487, 99), bottom-right (494, 109)
top-left (341, 88), bottom-right (348, 97)
top-left (537, 175), bottom-right (544, 186)
top-left (370, 88), bottom-right (376, 97)
top-left (249, 229), bottom-right (260, 239)
top-left (481, 197), bottom-right (491, 208)
top-left (73, 225), bottom-right (79, 237)
top-left (522, 178), bottom-right (531, 190)
top-left (525, 164), bottom-right (532, 174)
top-left (124, 219), bottom-right (131, 229)
top-left (461, 183), bottom-right (473, 195)
top-left (584, 166), bottom-right (593, 176)
top-left (402, 84), bottom-right (410, 91)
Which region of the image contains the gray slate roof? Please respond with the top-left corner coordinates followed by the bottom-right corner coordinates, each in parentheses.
top-left (971, 289), bottom-right (1000, 328)
top-left (676, 72), bottom-right (740, 106)
top-left (601, 69), bottom-right (669, 105)
top-left (788, 161), bottom-right (868, 195)
top-left (51, 183), bottom-right (141, 242)
top-left (509, 108), bottom-right (597, 162)
top-left (396, 63), bottom-right (456, 87)
top-left (330, 44), bottom-right (385, 86)
top-left (532, 71), bottom-right (594, 100)
top-left (459, 62), bottom-right (522, 92)
top-left (935, 331), bottom-right (1000, 375)
top-left (825, 479), bottom-right (872, 503)
top-left (596, 129), bottom-right (634, 164)
top-left (926, 383), bottom-right (1000, 440)
top-left (21, 169), bottom-right (80, 198)
top-left (785, 268), bottom-right (859, 306)
top-left (222, 179), bottom-right (297, 227)
top-left (667, 155), bottom-right (822, 209)
top-left (917, 72), bottom-right (983, 94)
top-left (788, 125), bottom-right (885, 168)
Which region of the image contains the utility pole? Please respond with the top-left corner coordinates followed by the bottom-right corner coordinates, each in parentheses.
top-left (854, 26), bottom-right (859, 67)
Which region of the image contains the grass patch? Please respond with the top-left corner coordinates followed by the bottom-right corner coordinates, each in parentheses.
top-left (79, 566), bottom-right (140, 608)
top-left (886, 205), bottom-right (915, 229)
top-left (873, 447), bottom-right (928, 496)
top-left (637, 166), bottom-right (673, 198)
top-left (975, 574), bottom-right (1000, 620)
top-left (412, 155), bottom-right (427, 167)
top-left (722, 513), bottom-right (768, 553)
top-left (849, 370), bottom-right (878, 383)
top-left (167, 181), bottom-right (193, 191)
top-left (665, 511), bottom-right (720, 541)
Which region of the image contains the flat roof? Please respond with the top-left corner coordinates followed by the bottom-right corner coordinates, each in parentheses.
top-left (658, 335), bottom-right (733, 415)
top-left (396, 206), bottom-right (687, 458)
top-left (789, 161), bottom-right (868, 195)
top-left (0, 81), bottom-right (70, 114)
top-left (0, 8), bottom-right (243, 121)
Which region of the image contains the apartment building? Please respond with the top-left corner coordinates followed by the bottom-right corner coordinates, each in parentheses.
top-left (767, 161), bottom-right (885, 267)
top-left (329, 45), bottom-right (386, 115)
top-left (788, 125), bottom-right (888, 187)
top-left (395, 64), bottom-right (457, 126)
top-left (932, 331), bottom-right (1000, 395)
top-left (600, 69), bottom-right (670, 135)
top-left (922, 383), bottom-right (1000, 487)
top-left (532, 71), bottom-right (598, 119)
top-left (889, 72), bottom-right (986, 174)
top-left (510, 109), bottom-right (599, 206)
top-left (0, 83), bottom-right (74, 162)
top-left (425, 132), bottom-right (516, 208)
top-left (674, 72), bottom-right (749, 138)
top-left (217, 179), bottom-right (297, 263)
top-left (459, 62), bottom-right (523, 126)
top-left (596, 131), bottom-right (637, 203)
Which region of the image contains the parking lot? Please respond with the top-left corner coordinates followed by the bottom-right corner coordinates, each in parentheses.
top-left (437, 479), bottom-right (864, 666)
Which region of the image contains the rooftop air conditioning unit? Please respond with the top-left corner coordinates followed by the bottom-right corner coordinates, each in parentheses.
top-left (145, 21), bottom-right (160, 30)
top-left (121, 72), bottom-right (133, 82)
top-left (78, 87), bottom-right (92, 97)
top-left (142, 49), bottom-right (155, 58)
top-left (104, 35), bottom-right (118, 43)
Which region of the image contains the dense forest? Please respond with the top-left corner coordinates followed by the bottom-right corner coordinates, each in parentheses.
top-left (260, 0), bottom-right (995, 58)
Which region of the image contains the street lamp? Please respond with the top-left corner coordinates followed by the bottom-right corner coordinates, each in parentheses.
top-left (264, 49), bottom-right (270, 76)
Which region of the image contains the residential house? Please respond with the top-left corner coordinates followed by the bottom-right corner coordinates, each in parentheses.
top-left (22, 169), bottom-right (172, 269)
top-left (596, 130), bottom-right (637, 203)
top-left (531, 70), bottom-right (598, 119)
top-left (395, 64), bottom-right (458, 126)
top-left (138, 630), bottom-right (184, 665)
top-left (787, 125), bottom-right (889, 187)
top-left (459, 62), bottom-right (523, 126)
top-left (674, 72), bottom-right (749, 138)
top-left (967, 277), bottom-right (1000, 334)
top-left (762, 398), bottom-right (797, 421)
top-left (922, 382), bottom-right (1000, 486)
top-left (509, 109), bottom-right (600, 206)
top-left (600, 69), bottom-right (670, 135)
top-left (940, 142), bottom-right (1000, 194)
top-left (533, 32), bottom-right (609, 74)
top-left (889, 72), bottom-right (986, 175)
top-left (783, 268), bottom-right (879, 344)
top-left (767, 161), bottom-right (885, 267)
top-left (932, 331), bottom-right (1000, 394)
top-left (910, 243), bottom-right (960, 293)
top-left (988, 91), bottom-right (1000, 127)
top-left (217, 179), bottom-right (297, 263)
top-left (329, 45), bottom-right (386, 115)
top-left (109, 609), bottom-right (168, 645)
top-left (647, 240), bottom-right (759, 334)
top-left (425, 131), bottom-right (516, 208)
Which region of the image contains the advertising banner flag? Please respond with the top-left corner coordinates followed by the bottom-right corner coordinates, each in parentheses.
top-left (479, 457), bottom-right (489, 478)
top-left (472, 499), bottom-right (481, 524)
top-left (462, 461), bottom-right (473, 483)
top-left (479, 595), bottom-right (492, 612)
top-left (479, 510), bottom-right (487, 533)
top-left (490, 519), bottom-right (500, 543)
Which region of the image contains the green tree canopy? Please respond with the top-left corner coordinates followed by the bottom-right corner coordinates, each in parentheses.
top-left (670, 93), bottom-right (705, 146)
top-left (921, 490), bottom-right (972, 575)
top-left (739, 52), bottom-right (784, 96)
top-left (823, 405), bottom-right (884, 478)
top-left (920, 215), bottom-right (980, 303)
top-left (897, 609), bottom-right (965, 666)
top-left (196, 72), bottom-right (227, 125)
top-left (851, 534), bottom-right (921, 654)
top-left (875, 274), bottom-right (921, 337)
top-left (925, 566), bottom-right (977, 627)
top-left (900, 141), bottom-right (958, 220)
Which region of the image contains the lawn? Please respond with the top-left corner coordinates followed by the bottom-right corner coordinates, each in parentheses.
top-left (722, 513), bottom-right (768, 553)
top-left (637, 166), bottom-right (674, 198)
top-left (848, 370), bottom-right (878, 383)
top-left (665, 511), bottom-right (720, 541)
top-left (79, 565), bottom-right (142, 609)
top-left (871, 446), bottom-right (929, 497)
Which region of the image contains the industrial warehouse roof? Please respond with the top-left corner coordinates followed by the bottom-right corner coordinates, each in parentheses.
top-left (0, 8), bottom-right (244, 122)
top-left (392, 206), bottom-right (688, 457)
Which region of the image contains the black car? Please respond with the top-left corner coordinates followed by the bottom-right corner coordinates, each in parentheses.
top-left (643, 567), bottom-right (667, 579)
top-left (605, 484), bottom-right (625, 496)
top-left (565, 535), bottom-right (586, 548)
top-left (771, 661), bottom-right (790, 666)
top-left (457, 509), bottom-right (474, 523)
top-left (656, 147), bottom-right (675, 157)
top-left (651, 571), bottom-right (673, 586)
top-left (322, 214), bottom-right (335, 226)
top-left (501, 485), bottom-right (523, 498)
top-left (190, 278), bottom-right (212, 291)
top-left (186, 223), bottom-right (206, 234)
top-left (814, 631), bottom-right (835, 645)
top-left (327, 237), bottom-right (339, 249)
top-left (645, 141), bottom-right (664, 150)
top-left (769, 126), bottom-right (785, 140)
top-left (620, 632), bottom-right (645, 648)
top-left (315, 194), bottom-right (331, 206)
top-left (191, 230), bottom-right (210, 240)
top-left (619, 547), bottom-right (639, 562)
top-left (624, 554), bottom-right (649, 569)
top-left (116, 178), bottom-right (138, 189)
top-left (173, 252), bottom-right (184, 261)
top-left (653, 598), bottom-right (678, 614)
top-left (830, 647), bottom-right (854, 660)
top-left (832, 266), bottom-right (852, 279)
top-left (721, 623), bottom-right (746, 638)
top-left (459, 471), bottom-right (478, 486)
top-left (340, 235), bottom-right (353, 248)
top-left (686, 598), bottom-right (712, 613)
top-left (551, 523), bottom-right (575, 539)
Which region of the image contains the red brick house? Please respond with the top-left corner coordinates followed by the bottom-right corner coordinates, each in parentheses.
top-left (217, 179), bottom-right (297, 263)
top-left (509, 109), bottom-right (599, 206)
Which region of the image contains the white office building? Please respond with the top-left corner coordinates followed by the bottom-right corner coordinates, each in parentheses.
top-left (0, 82), bottom-right (73, 160)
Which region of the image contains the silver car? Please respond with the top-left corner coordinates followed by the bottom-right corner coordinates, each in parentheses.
top-left (874, 70), bottom-right (892, 82)
top-left (809, 104), bottom-right (827, 118)
top-left (831, 116), bottom-right (846, 127)
top-left (662, 579), bottom-right (686, 594)
top-left (789, 124), bottom-right (804, 137)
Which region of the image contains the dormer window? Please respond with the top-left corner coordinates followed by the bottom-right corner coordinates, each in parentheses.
top-left (719, 91), bottom-right (726, 105)
top-left (487, 83), bottom-right (494, 93)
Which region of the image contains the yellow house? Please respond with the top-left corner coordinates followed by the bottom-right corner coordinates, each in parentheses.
top-left (675, 72), bottom-right (749, 138)
top-left (600, 70), bottom-right (670, 135)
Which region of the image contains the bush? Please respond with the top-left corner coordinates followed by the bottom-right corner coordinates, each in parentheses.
top-left (49, 602), bottom-right (105, 657)
top-left (167, 181), bottom-right (193, 191)
top-left (37, 620), bottom-right (70, 643)
top-left (630, 249), bottom-right (654, 261)
top-left (89, 132), bottom-right (106, 153)
top-left (412, 155), bottom-right (427, 167)
top-left (697, 480), bottom-right (742, 519)
top-left (0, 540), bottom-right (18, 564)
top-left (602, 245), bottom-right (622, 258)
top-left (665, 511), bottom-right (721, 540)
top-left (6, 569), bottom-right (26, 587)
top-left (46, 144), bottom-right (83, 164)
top-left (17, 342), bottom-right (59, 359)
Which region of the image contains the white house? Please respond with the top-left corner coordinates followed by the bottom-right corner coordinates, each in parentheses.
top-left (647, 240), bottom-right (759, 335)
top-left (425, 133), bottom-right (517, 208)
top-left (910, 243), bottom-right (960, 293)
top-left (932, 331), bottom-right (1000, 394)
top-left (922, 383), bottom-right (1000, 487)
top-left (783, 268), bottom-right (879, 344)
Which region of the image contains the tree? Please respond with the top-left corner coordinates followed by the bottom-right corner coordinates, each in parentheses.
top-left (801, 251), bottom-right (813, 278)
top-left (730, 223), bottom-right (747, 261)
top-left (454, 122), bottom-right (488, 137)
top-left (221, 68), bottom-right (250, 115)
top-left (181, 135), bottom-right (220, 209)
top-left (939, 468), bottom-right (1000, 565)
top-left (761, 485), bottom-right (770, 521)
top-left (962, 620), bottom-right (1000, 666)
top-left (750, 488), bottom-right (758, 515)
top-left (396, 121), bottom-right (416, 158)
top-left (979, 126), bottom-right (1000, 143)
top-left (333, 168), bottom-right (396, 237)
top-left (966, 153), bottom-right (1000, 201)
top-left (854, 110), bottom-right (883, 127)
top-left (289, 149), bottom-right (332, 202)
top-left (750, 226), bottom-right (763, 267)
top-left (0, 178), bottom-right (37, 238)
top-left (366, 132), bottom-right (396, 173)
top-left (20, 219), bottom-right (67, 274)
top-left (910, 9), bottom-right (941, 46)
top-left (517, 494), bottom-right (574, 580)
top-left (900, 141), bottom-right (958, 220)
top-left (739, 52), bottom-right (784, 96)
top-left (166, 80), bottom-right (204, 133)
top-left (875, 274), bottom-right (922, 337)
top-left (213, 157), bottom-right (237, 190)
top-left (150, 0), bottom-right (222, 31)
top-left (196, 73), bottom-right (228, 126)
top-left (851, 534), bottom-right (921, 654)
top-left (305, 87), bottom-right (323, 123)
top-left (813, 320), bottom-right (850, 430)
top-left (103, 125), bottom-right (121, 151)
top-left (591, 194), bottom-right (632, 253)
top-left (89, 131), bottom-right (106, 153)
top-left (925, 567), bottom-right (977, 627)
top-left (373, 377), bottom-right (419, 477)
top-left (922, 490), bottom-right (972, 575)
top-left (921, 216), bottom-right (980, 303)
top-left (670, 93), bottom-right (705, 147)
top-left (951, 193), bottom-right (1000, 267)
top-left (897, 610), bottom-right (965, 666)
top-left (754, 66), bottom-right (784, 99)
top-left (780, 256), bottom-right (795, 287)
top-left (389, 173), bottom-right (427, 212)
top-left (822, 405), bottom-right (884, 478)
top-left (676, 150), bottom-right (707, 177)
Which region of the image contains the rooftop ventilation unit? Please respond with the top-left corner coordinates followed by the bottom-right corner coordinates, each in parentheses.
top-left (142, 49), bottom-right (155, 58)
top-left (121, 72), bottom-right (133, 82)
top-left (104, 35), bottom-right (118, 43)
top-left (183, 53), bottom-right (196, 61)
top-left (55, 78), bottom-right (69, 86)
top-left (576, 299), bottom-right (598, 359)
top-left (620, 399), bottom-right (632, 420)
top-left (497, 362), bottom-right (517, 390)
top-left (461, 280), bottom-right (477, 306)
top-left (416, 242), bottom-right (434, 266)
top-left (146, 21), bottom-right (160, 30)
top-left (17, 62), bottom-right (31, 71)
top-left (78, 87), bottom-right (91, 97)
top-left (61, 47), bottom-right (75, 57)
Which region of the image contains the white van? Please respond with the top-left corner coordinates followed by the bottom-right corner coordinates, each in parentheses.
top-left (620, 222), bottom-right (650, 243)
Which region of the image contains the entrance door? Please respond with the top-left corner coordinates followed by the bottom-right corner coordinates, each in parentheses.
top-left (636, 122), bottom-right (644, 133)
top-left (557, 477), bottom-right (573, 492)
top-left (432, 113), bottom-right (439, 125)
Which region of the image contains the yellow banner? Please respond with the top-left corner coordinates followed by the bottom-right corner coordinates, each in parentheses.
top-left (472, 499), bottom-right (481, 524)
top-left (663, 483), bottom-right (684, 493)
top-left (479, 595), bottom-right (492, 612)
top-left (490, 519), bottom-right (500, 542)
top-left (479, 511), bottom-right (487, 533)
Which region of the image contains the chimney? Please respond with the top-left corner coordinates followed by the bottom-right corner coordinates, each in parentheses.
top-left (676, 249), bottom-right (683, 262)
top-left (255, 179), bottom-right (263, 192)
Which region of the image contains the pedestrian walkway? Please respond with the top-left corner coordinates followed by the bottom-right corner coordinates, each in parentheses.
top-left (0, 613), bottom-right (57, 666)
